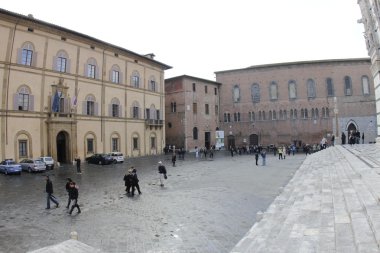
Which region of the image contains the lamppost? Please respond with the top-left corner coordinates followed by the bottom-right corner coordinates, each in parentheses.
top-left (333, 97), bottom-right (340, 145)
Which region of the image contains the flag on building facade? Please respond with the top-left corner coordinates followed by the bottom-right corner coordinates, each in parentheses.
top-left (52, 90), bottom-right (60, 112)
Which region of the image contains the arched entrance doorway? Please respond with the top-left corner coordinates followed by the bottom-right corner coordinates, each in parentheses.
top-left (56, 131), bottom-right (70, 164)
top-left (249, 134), bottom-right (259, 145)
top-left (227, 135), bottom-right (235, 149)
top-left (347, 122), bottom-right (357, 135)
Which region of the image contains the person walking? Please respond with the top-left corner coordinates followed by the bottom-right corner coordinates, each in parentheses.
top-left (362, 133), bottom-right (365, 144)
top-left (75, 156), bottom-right (81, 174)
top-left (158, 161), bottom-right (167, 187)
top-left (65, 178), bottom-right (73, 209)
top-left (45, 175), bottom-right (59, 209)
top-left (68, 182), bottom-right (81, 215)
top-left (261, 149), bottom-right (266, 166)
top-left (131, 168), bottom-right (142, 196)
top-left (172, 153), bottom-right (177, 167)
top-left (255, 151), bottom-right (259, 166)
top-left (278, 146), bottom-right (283, 160)
top-left (123, 168), bottom-right (133, 194)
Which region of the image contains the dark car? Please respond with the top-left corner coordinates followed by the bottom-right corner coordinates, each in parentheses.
top-left (86, 154), bottom-right (114, 165)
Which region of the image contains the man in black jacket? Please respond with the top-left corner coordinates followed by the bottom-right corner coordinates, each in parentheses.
top-left (158, 161), bottom-right (167, 187)
top-left (65, 178), bottom-right (73, 208)
top-left (123, 168), bottom-right (133, 194)
top-left (131, 168), bottom-right (142, 196)
top-left (45, 175), bottom-right (59, 209)
top-left (68, 182), bottom-right (81, 215)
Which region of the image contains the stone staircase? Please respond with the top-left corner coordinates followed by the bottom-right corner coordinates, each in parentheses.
top-left (231, 145), bottom-right (380, 253)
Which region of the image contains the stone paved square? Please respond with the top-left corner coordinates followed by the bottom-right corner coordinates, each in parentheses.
top-left (0, 152), bottom-right (304, 253)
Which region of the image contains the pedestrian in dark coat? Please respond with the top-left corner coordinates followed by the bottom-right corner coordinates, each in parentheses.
top-left (123, 169), bottom-right (133, 194)
top-left (68, 182), bottom-right (81, 215)
top-left (255, 152), bottom-right (259, 166)
top-left (75, 157), bottom-right (81, 174)
top-left (65, 178), bottom-right (73, 208)
top-left (45, 175), bottom-right (59, 209)
top-left (172, 153), bottom-right (176, 167)
top-left (158, 161), bottom-right (167, 186)
top-left (131, 168), bottom-right (142, 196)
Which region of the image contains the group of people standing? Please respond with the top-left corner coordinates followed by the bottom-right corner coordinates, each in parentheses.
top-left (123, 167), bottom-right (142, 196)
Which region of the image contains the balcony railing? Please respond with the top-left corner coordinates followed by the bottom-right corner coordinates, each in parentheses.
top-left (145, 119), bottom-right (164, 126)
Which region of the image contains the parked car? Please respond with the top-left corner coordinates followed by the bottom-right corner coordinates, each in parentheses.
top-left (0, 159), bottom-right (22, 175)
top-left (108, 152), bottom-right (124, 163)
top-left (86, 154), bottom-right (114, 165)
top-left (19, 159), bottom-right (46, 173)
top-left (39, 156), bottom-right (55, 170)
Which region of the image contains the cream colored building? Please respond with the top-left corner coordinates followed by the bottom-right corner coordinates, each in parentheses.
top-left (358, 0), bottom-right (380, 142)
top-left (0, 9), bottom-right (171, 163)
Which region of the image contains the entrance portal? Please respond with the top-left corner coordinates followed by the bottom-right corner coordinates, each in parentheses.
top-left (249, 134), bottom-right (258, 145)
top-left (205, 132), bottom-right (211, 149)
top-left (56, 131), bottom-right (70, 164)
top-left (227, 135), bottom-right (235, 149)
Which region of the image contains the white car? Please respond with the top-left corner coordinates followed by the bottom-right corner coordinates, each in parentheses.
top-left (108, 152), bottom-right (124, 163)
top-left (39, 156), bottom-right (55, 170)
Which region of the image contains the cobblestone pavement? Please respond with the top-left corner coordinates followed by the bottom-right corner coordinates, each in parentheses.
top-left (0, 151), bottom-right (305, 253)
top-left (232, 144), bottom-right (380, 253)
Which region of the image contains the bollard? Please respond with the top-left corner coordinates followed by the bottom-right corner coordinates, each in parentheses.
top-left (70, 231), bottom-right (78, 240)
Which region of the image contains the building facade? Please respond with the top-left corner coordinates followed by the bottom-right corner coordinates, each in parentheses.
top-left (164, 75), bottom-right (221, 151)
top-left (215, 59), bottom-right (377, 148)
top-left (0, 9), bottom-right (171, 163)
top-left (358, 0), bottom-right (380, 142)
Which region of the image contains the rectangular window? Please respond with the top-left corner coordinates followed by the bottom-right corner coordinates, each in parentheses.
top-left (214, 87), bottom-right (217, 95)
top-left (205, 85), bottom-right (208, 94)
top-left (19, 140), bottom-right (28, 157)
top-left (112, 104), bottom-right (119, 117)
top-left (112, 70), bottom-right (119, 83)
top-left (87, 64), bottom-right (96, 78)
top-left (205, 104), bottom-right (209, 115)
top-left (87, 138), bottom-right (94, 153)
top-left (227, 113), bottom-right (231, 122)
top-left (192, 83), bottom-right (196, 92)
top-left (156, 110), bottom-right (160, 120)
top-left (146, 108), bottom-right (150, 119)
top-left (193, 103), bottom-right (197, 114)
top-left (224, 113), bottom-right (227, 122)
top-left (22, 49), bottom-right (33, 66)
top-left (18, 94), bottom-right (29, 110)
top-left (57, 57), bottom-right (67, 72)
top-left (133, 137), bottom-right (138, 150)
top-left (87, 101), bottom-right (95, 115)
top-left (112, 138), bottom-right (119, 152)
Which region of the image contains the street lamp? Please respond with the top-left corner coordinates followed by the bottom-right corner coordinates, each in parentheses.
top-left (333, 97), bottom-right (339, 145)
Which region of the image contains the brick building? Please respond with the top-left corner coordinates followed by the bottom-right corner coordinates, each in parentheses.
top-left (215, 58), bottom-right (377, 148)
top-left (165, 75), bottom-right (221, 151)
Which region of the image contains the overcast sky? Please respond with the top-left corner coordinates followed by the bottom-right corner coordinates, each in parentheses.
top-left (2, 0), bottom-right (368, 81)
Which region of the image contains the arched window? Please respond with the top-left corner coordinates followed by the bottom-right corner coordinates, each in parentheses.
top-left (362, 75), bottom-right (370, 95)
top-left (132, 133), bottom-right (139, 150)
top-left (110, 64), bottom-right (122, 84)
top-left (110, 98), bottom-right (121, 117)
top-left (132, 101), bottom-right (140, 119)
top-left (193, 127), bottom-right (198, 140)
top-left (149, 75), bottom-right (157, 91)
top-left (344, 76), bottom-right (352, 96)
top-left (283, 110), bottom-right (287, 120)
top-left (288, 81), bottom-right (297, 99)
top-left (315, 108), bottom-right (319, 118)
top-left (269, 110), bottom-right (273, 120)
top-left (304, 108), bottom-right (308, 119)
top-left (294, 109), bottom-right (298, 119)
top-left (233, 85), bottom-right (241, 103)
top-left (326, 78), bottom-right (334, 97)
top-left (131, 71), bottom-right (140, 88)
top-left (111, 132), bottom-right (120, 152)
top-left (54, 50), bottom-right (69, 73)
top-left (279, 110), bottom-right (283, 120)
top-left (84, 95), bottom-right (97, 116)
top-left (307, 79), bottom-right (316, 98)
top-left (18, 42), bottom-right (34, 66)
top-left (269, 82), bottom-right (278, 100)
top-left (311, 108), bottom-right (315, 119)
top-left (15, 86), bottom-right (33, 111)
top-left (273, 110), bottom-right (277, 120)
top-left (251, 83), bottom-right (260, 103)
top-left (290, 109), bottom-right (294, 119)
top-left (86, 58), bottom-right (98, 79)
top-left (262, 111), bottom-right (266, 121)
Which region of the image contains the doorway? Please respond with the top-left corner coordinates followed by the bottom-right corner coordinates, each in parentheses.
top-left (227, 135), bottom-right (235, 149)
top-left (205, 132), bottom-right (211, 149)
top-left (56, 131), bottom-right (70, 163)
top-left (249, 134), bottom-right (258, 145)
